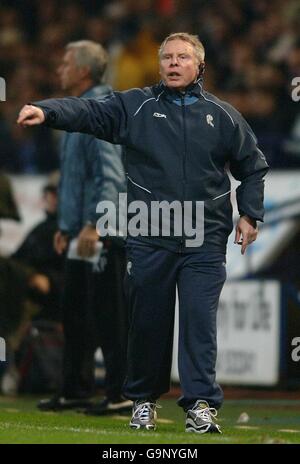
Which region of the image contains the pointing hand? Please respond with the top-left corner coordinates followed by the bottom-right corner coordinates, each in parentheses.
top-left (17, 105), bottom-right (45, 127)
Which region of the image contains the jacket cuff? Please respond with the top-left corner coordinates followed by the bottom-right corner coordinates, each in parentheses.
top-left (239, 213), bottom-right (258, 227)
top-left (85, 220), bottom-right (96, 227)
top-left (31, 103), bottom-right (57, 125)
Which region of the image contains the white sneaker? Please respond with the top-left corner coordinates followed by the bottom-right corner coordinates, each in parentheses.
top-left (129, 400), bottom-right (159, 430)
top-left (185, 400), bottom-right (221, 434)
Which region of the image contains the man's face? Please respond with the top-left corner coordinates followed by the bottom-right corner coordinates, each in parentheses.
top-left (57, 49), bottom-right (82, 92)
top-left (43, 191), bottom-right (58, 215)
top-left (159, 39), bottom-right (200, 91)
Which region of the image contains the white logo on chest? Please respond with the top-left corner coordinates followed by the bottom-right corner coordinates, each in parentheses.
top-left (127, 261), bottom-right (132, 275)
top-left (206, 114), bottom-right (214, 127)
top-left (153, 112), bottom-right (167, 118)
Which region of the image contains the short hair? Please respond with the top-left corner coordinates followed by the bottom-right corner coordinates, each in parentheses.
top-left (159, 32), bottom-right (205, 64)
top-left (66, 40), bottom-right (108, 84)
top-left (43, 184), bottom-right (57, 195)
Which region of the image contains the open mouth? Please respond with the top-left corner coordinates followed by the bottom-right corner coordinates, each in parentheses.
top-left (168, 72), bottom-right (181, 77)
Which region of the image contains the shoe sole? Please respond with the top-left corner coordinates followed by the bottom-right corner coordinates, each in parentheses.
top-left (84, 407), bottom-right (132, 416)
top-left (83, 400), bottom-right (133, 416)
top-left (37, 400), bottom-right (92, 412)
top-left (129, 422), bottom-right (156, 431)
top-left (186, 424), bottom-right (222, 434)
top-left (106, 400), bottom-right (133, 409)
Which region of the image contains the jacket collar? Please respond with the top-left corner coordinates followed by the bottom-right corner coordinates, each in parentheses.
top-left (152, 78), bottom-right (204, 99)
top-left (81, 84), bottom-right (112, 98)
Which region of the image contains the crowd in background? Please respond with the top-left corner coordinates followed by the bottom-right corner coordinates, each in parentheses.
top-left (0, 0), bottom-right (300, 172)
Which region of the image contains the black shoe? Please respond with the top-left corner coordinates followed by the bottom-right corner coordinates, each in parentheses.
top-left (185, 400), bottom-right (222, 434)
top-left (37, 395), bottom-right (92, 411)
top-left (84, 397), bottom-right (133, 416)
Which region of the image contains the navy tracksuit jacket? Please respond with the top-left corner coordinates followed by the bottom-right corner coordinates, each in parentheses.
top-left (34, 80), bottom-right (268, 409)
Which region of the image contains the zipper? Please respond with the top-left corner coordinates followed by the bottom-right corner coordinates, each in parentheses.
top-left (181, 94), bottom-right (187, 182)
top-left (180, 93), bottom-right (187, 253)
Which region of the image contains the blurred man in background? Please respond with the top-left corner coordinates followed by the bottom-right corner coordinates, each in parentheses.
top-left (35, 40), bottom-right (130, 415)
top-left (12, 183), bottom-right (63, 323)
top-left (0, 172), bottom-right (20, 225)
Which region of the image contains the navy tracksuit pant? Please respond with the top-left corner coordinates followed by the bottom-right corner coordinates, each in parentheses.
top-left (62, 244), bottom-right (128, 400)
top-left (123, 242), bottom-right (226, 411)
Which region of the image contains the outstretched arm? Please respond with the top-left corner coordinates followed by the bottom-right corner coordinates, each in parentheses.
top-left (17, 94), bottom-right (128, 144)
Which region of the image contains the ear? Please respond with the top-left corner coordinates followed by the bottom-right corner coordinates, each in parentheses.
top-left (79, 65), bottom-right (90, 80)
top-left (198, 62), bottom-right (205, 77)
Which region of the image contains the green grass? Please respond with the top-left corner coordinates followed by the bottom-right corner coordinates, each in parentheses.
top-left (0, 396), bottom-right (300, 444)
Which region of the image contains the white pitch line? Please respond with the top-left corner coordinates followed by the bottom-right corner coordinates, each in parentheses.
top-left (0, 422), bottom-right (133, 436)
top-left (234, 426), bottom-right (260, 430)
top-left (278, 429), bottom-right (300, 433)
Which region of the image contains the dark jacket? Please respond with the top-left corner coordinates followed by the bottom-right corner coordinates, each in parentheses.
top-left (12, 211), bottom-right (64, 320)
top-left (12, 212), bottom-right (61, 273)
top-left (0, 173), bottom-right (20, 221)
top-left (35, 80), bottom-right (268, 253)
top-left (57, 85), bottom-right (126, 237)
top-left (0, 257), bottom-right (35, 336)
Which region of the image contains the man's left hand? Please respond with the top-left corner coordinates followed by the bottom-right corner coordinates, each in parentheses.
top-left (235, 215), bottom-right (258, 255)
top-left (77, 224), bottom-right (99, 258)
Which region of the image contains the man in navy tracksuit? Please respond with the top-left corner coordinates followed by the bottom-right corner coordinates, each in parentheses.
top-left (18, 33), bottom-right (268, 434)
